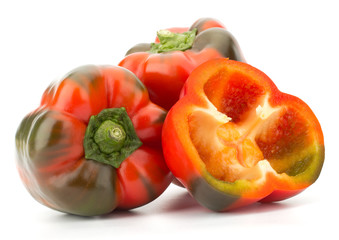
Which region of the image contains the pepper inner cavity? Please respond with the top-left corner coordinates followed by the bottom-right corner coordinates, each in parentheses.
top-left (188, 100), bottom-right (281, 183)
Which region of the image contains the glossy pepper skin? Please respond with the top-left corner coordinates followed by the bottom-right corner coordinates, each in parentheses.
top-left (162, 59), bottom-right (324, 211)
top-left (15, 65), bottom-right (172, 216)
top-left (119, 18), bottom-right (245, 110)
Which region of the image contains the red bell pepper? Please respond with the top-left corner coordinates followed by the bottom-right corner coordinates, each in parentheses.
top-left (162, 58), bottom-right (325, 211)
top-left (119, 18), bottom-right (245, 110)
top-left (15, 65), bottom-right (172, 216)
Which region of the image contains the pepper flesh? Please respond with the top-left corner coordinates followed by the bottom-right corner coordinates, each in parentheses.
top-left (15, 65), bottom-right (172, 216)
top-left (119, 18), bottom-right (245, 110)
top-left (162, 59), bottom-right (324, 211)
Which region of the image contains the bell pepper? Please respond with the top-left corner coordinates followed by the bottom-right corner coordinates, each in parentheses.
top-left (119, 18), bottom-right (245, 110)
top-left (15, 65), bottom-right (172, 216)
top-left (162, 58), bottom-right (325, 211)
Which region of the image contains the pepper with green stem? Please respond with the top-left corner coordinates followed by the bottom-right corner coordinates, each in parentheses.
top-left (119, 18), bottom-right (245, 110)
top-left (15, 65), bottom-right (172, 216)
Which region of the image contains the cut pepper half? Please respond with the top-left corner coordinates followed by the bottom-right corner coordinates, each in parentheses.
top-left (162, 58), bottom-right (324, 211)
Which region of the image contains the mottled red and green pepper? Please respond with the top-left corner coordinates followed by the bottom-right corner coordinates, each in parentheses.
top-left (15, 65), bottom-right (172, 216)
top-left (162, 58), bottom-right (324, 211)
top-left (119, 18), bottom-right (245, 110)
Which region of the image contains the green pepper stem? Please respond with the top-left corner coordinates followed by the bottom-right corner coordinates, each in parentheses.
top-left (93, 120), bottom-right (126, 154)
top-left (150, 28), bottom-right (197, 53)
top-left (83, 108), bottom-right (142, 168)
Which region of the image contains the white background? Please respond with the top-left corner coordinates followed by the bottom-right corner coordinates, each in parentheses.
top-left (1, 0), bottom-right (338, 239)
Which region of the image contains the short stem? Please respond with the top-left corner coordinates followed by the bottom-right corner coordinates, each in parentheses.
top-left (150, 28), bottom-right (197, 53)
top-left (83, 108), bottom-right (142, 168)
top-left (94, 120), bottom-right (126, 154)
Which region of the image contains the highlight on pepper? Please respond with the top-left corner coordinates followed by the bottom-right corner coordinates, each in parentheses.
top-left (162, 58), bottom-right (325, 211)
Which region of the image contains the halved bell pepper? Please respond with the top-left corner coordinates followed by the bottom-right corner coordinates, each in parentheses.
top-left (119, 18), bottom-right (245, 110)
top-left (162, 58), bottom-right (324, 211)
top-left (15, 65), bottom-right (172, 216)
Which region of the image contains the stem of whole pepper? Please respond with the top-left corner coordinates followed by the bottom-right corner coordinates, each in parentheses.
top-left (149, 28), bottom-right (197, 53)
top-left (93, 120), bottom-right (126, 154)
top-left (83, 108), bottom-right (142, 168)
